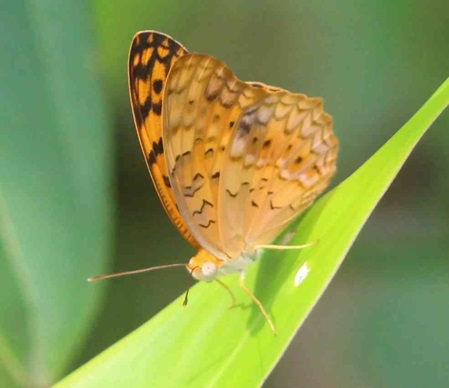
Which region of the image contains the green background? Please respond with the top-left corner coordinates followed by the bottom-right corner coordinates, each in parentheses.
top-left (1, 1), bottom-right (448, 387)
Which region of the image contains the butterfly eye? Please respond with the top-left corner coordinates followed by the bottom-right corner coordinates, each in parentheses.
top-left (201, 262), bottom-right (217, 279)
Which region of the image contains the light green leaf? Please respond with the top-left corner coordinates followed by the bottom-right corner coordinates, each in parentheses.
top-left (0, 2), bottom-right (112, 386)
top-left (57, 78), bottom-right (448, 387)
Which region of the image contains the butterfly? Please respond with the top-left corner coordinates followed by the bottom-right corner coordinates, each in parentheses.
top-left (90, 31), bottom-right (339, 334)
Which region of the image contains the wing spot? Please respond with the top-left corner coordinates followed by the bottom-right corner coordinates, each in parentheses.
top-left (192, 199), bottom-right (213, 216)
top-left (251, 201), bottom-right (259, 208)
top-left (163, 175), bottom-right (171, 188)
top-left (212, 172), bottom-right (220, 179)
top-left (263, 139), bottom-right (271, 148)
top-left (148, 139), bottom-right (163, 166)
top-left (226, 189), bottom-right (238, 198)
top-left (206, 89), bottom-right (219, 101)
top-left (238, 120), bottom-right (251, 134)
top-left (148, 152), bottom-right (156, 165)
top-left (140, 99), bottom-right (152, 120)
top-left (153, 79), bottom-right (163, 94)
top-left (153, 138), bottom-right (164, 156)
top-left (184, 185), bottom-right (203, 197)
top-left (152, 102), bottom-right (162, 115)
top-left (270, 200), bottom-right (282, 210)
top-left (199, 220), bottom-right (216, 229)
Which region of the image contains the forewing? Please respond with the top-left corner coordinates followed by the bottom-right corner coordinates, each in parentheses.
top-left (128, 31), bottom-right (199, 247)
top-left (220, 89), bottom-right (338, 255)
top-left (163, 54), bottom-right (266, 259)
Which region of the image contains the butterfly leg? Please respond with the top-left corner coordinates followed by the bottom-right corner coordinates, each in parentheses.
top-left (254, 240), bottom-right (318, 251)
top-left (215, 278), bottom-right (237, 308)
top-left (239, 272), bottom-right (277, 335)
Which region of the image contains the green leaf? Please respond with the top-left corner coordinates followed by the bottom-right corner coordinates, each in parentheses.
top-left (0, 2), bottom-right (112, 386)
top-left (56, 78), bottom-right (449, 387)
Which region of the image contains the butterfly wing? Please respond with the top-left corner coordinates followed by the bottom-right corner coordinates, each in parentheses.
top-left (163, 54), bottom-right (269, 259)
top-left (163, 53), bottom-right (338, 259)
top-left (219, 90), bottom-right (338, 255)
top-left (128, 31), bottom-right (199, 247)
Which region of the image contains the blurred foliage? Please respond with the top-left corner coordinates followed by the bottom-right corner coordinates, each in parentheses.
top-left (0, 1), bottom-right (112, 387)
top-left (0, 0), bottom-right (448, 387)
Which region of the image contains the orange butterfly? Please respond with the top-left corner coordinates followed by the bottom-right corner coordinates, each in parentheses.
top-left (90, 31), bottom-right (339, 334)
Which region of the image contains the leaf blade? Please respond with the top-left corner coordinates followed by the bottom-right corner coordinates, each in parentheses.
top-left (56, 78), bottom-right (449, 387)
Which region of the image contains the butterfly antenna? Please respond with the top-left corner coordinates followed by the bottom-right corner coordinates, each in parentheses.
top-left (254, 240), bottom-right (319, 251)
top-left (88, 263), bottom-right (187, 282)
top-left (183, 266), bottom-right (200, 306)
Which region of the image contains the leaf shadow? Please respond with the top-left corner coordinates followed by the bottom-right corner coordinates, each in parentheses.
top-left (244, 189), bottom-right (337, 336)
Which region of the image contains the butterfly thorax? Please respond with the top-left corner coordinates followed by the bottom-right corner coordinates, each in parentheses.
top-left (188, 249), bottom-right (257, 282)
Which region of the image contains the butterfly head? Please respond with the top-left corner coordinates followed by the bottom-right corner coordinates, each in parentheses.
top-left (187, 249), bottom-right (223, 282)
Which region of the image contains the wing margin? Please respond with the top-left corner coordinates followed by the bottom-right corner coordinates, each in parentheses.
top-left (128, 31), bottom-right (200, 247)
